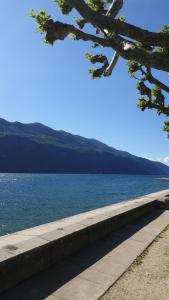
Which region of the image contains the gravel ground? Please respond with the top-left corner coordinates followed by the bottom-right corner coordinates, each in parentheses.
top-left (101, 226), bottom-right (169, 300)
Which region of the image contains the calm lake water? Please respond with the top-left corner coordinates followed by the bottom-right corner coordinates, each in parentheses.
top-left (0, 173), bottom-right (169, 236)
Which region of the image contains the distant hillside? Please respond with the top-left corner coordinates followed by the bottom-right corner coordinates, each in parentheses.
top-left (0, 118), bottom-right (168, 174)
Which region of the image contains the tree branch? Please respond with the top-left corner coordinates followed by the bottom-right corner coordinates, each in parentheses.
top-left (45, 20), bottom-right (169, 72)
top-left (104, 52), bottom-right (119, 76)
top-left (108, 37), bottom-right (169, 72)
top-left (30, 1), bottom-right (169, 137)
top-left (146, 72), bottom-right (169, 93)
top-left (68, 0), bottom-right (169, 47)
top-left (45, 20), bottom-right (111, 47)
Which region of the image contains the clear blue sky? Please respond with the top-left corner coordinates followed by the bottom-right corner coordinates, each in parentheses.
top-left (0, 0), bottom-right (169, 162)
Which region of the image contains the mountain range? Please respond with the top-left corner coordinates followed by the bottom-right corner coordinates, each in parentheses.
top-left (0, 118), bottom-right (168, 174)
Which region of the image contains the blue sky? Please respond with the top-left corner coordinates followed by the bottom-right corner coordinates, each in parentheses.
top-left (0, 0), bottom-right (169, 163)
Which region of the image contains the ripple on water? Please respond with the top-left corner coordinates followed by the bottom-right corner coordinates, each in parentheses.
top-left (0, 174), bottom-right (169, 236)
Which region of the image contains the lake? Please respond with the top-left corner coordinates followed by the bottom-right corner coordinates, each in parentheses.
top-left (0, 173), bottom-right (169, 236)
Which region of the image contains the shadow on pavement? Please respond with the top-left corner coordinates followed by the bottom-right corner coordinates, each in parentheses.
top-left (1, 208), bottom-right (164, 300)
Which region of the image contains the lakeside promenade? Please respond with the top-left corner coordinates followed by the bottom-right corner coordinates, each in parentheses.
top-left (1, 189), bottom-right (169, 299)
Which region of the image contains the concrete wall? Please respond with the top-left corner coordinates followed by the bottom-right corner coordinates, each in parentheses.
top-left (0, 189), bottom-right (169, 293)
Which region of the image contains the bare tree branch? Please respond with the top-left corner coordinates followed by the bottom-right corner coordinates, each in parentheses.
top-left (104, 52), bottom-right (119, 76)
top-left (106, 0), bottom-right (123, 18)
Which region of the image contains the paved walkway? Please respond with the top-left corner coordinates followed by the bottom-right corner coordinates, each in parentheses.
top-left (101, 221), bottom-right (169, 300)
top-left (1, 209), bottom-right (169, 300)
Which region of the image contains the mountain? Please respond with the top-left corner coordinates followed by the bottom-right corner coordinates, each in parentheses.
top-left (0, 118), bottom-right (168, 174)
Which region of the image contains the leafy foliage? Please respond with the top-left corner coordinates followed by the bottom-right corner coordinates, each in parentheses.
top-left (29, 9), bottom-right (51, 43)
top-left (87, 0), bottom-right (105, 11)
top-left (54, 0), bottom-right (72, 14)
